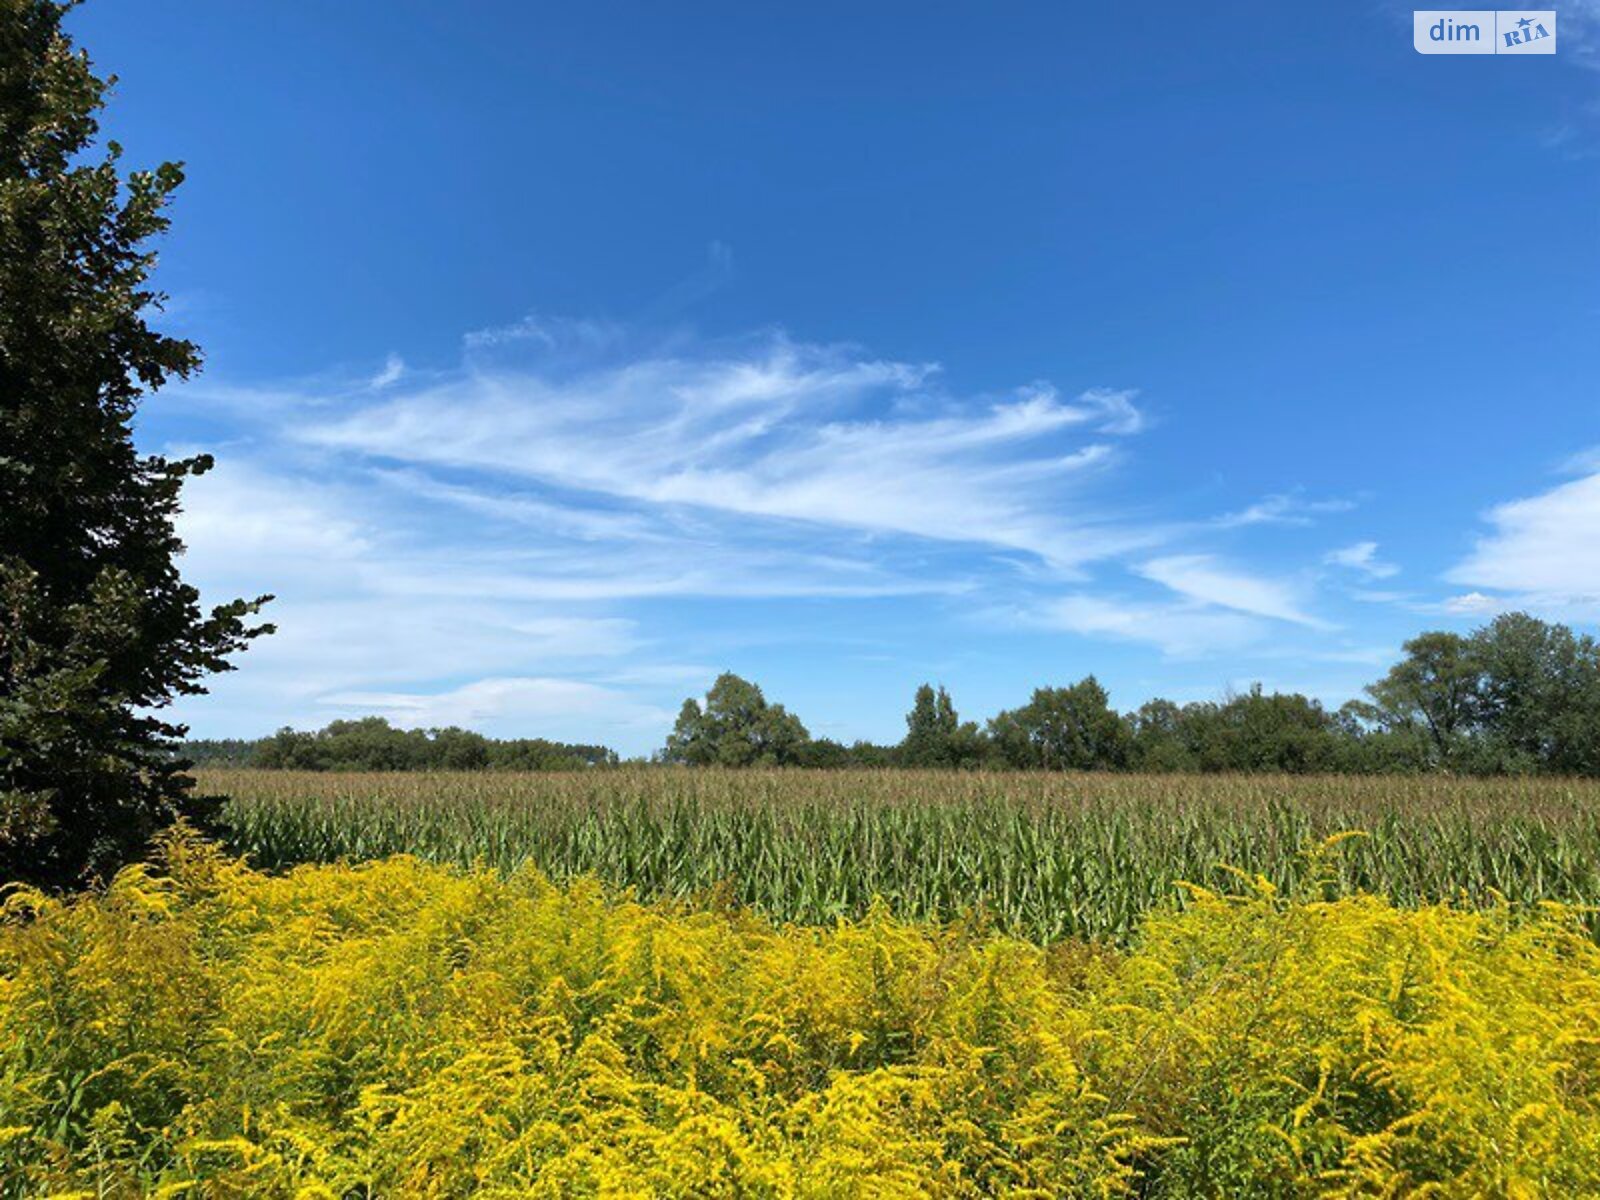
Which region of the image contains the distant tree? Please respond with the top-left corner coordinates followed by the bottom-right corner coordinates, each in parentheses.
top-left (1332, 701), bottom-right (1434, 774)
top-left (1208, 686), bottom-right (1341, 773)
top-left (179, 737), bottom-right (259, 768)
top-left (200, 614), bottom-right (1600, 782)
top-left (1127, 698), bottom-right (1199, 771)
top-left (0, 1), bottom-right (271, 886)
top-left (901, 684), bottom-right (954, 764)
top-left (253, 728), bottom-right (330, 771)
top-left (1358, 631), bottom-right (1481, 767)
top-left (429, 727), bottom-right (491, 771)
top-left (900, 684), bottom-right (988, 768)
top-left (795, 737), bottom-right (854, 769)
top-left (841, 740), bottom-right (903, 769)
top-left (663, 673), bottom-right (811, 766)
top-left (236, 719), bottom-right (615, 772)
top-left (989, 677), bottom-right (1130, 770)
top-left (488, 738), bottom-right (616, 770)
top-left (306, 717), bottom-right (423, 770)
top-left (1469, 613), bottom-right (1600, 775)
top-left (665, 699), bottom-right (711, 765)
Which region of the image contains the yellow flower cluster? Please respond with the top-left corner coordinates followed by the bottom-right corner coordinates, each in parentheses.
top-left (3, 834), bottom-right (1599, 1197)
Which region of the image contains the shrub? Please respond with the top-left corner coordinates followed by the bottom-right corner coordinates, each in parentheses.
top-left (3, 835), bottom-right (1599, 1196)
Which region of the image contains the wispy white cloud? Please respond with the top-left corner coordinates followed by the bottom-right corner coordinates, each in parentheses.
top-left (1214, 492), bottom-right (1355, 529)
top-left (1138, 554), bottom-right (1332, 628)
top-left (177, 456), bottom-right (966, 620)
top-left (463, 313), bottom-right (625, 354)
top-left (1079, 386), bottom-right (1145, 435)
top-left (369, 353), bottom-right (405, 389)
top-left (302, 337), bottom-right (1151, 570)
top-left (177, 460), bottom-right (373, 596)
top-left (1447, 465), bottom-right (1600, 614)
top-left (1028, 593), bottom-right (1268, 657)
top-left (170, 438), bottom-right (975, 743)
top-left (1441, 591), bottom-right (1509, 617)
top-left (318, 676), bottom-right (672, 733)
top-left (598, 663), bottom-right (721, 688)
top-left (1325, 540), bottom-right (1399, 580)
top-left (1349, 587), bottom-right (1412, 605)
top-left (369, 467), bottom-right (663, 543)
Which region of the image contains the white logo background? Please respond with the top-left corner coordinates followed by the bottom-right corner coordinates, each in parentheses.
top-left (1414, 10), bottom-right (1556, 54)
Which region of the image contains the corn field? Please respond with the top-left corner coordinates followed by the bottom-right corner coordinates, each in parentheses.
top-left (208, 768), bottom-right (1600, 942)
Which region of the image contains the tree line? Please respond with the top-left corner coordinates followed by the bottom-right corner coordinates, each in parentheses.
top-left (199, 612), bottom-right (1600, 777)
top-left (661, 612), bottom-right (1600, 775)
top-left (185, 719), bottom-right (617, 772)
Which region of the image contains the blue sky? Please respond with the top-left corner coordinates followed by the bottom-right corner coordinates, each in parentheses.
top-left (76, 2), bottom-right (1600, 754)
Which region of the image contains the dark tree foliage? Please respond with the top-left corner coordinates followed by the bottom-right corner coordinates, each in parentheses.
top-left (178, 737), bottom-right (258, 768)
top-left (1345, 615), bottom-right (1600, 775)
top-left (0, 1), bottom-right (270, 886)
top-left (988, 677), bottom-right (1131, 771)
top-left (791, 737), bottom-right (855, 769)
top-left (794, 737), bottom-right (901, 769)
top-left (1356, 631), bottom-right (1480, 767)
top-left (900, 683), bottom-right (987, 769)
top-left (1469, 613), bottom-right (1600, 775)
top-left (1199, 687), bottom-right (1343, 774)
top-left (218, 718), bottom-right (617, 772)
top-left (663, 672), bottom-right (810, 767)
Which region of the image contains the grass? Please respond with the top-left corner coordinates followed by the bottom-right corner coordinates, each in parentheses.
top-left (207, 768), bottom-right (1600, 943)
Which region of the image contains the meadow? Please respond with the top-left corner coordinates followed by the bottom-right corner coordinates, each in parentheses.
top-left (9, 771), bottom-right (1600, 1194)
top-left (210, 768), bottom-right (1600, 943)
top-left (4, 832), bottom-right (1600, 1197)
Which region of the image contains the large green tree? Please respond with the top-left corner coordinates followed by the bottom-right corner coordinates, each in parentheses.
top-left (899, 683), bottom-right (987, 768)
top-left (1205, 686), bottom-right (1342, 773)
top-left (1356, 631), bottom-right (1481, 767)
top-left (663, 673), bottom-right (810, 767)
top-left (989, 677), bottom-right (1130, 771)
top-left (0, 0), bottom-right (270, 886)
top-left (1470, 613), bottom-right (1600, 774)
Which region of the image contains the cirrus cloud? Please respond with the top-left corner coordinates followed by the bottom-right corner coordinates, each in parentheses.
top-left (302, 335), bottom-right (1152, 570)
top-left (1137, 555), bottom-right (1332, 629)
